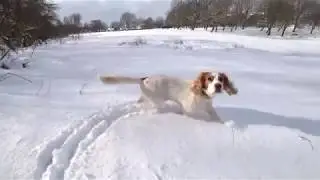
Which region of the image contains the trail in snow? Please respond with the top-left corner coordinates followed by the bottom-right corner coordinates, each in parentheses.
top-left (35, 99), bottom-right (234, 180)
top-left (34, 102), bottom-right (149, 180)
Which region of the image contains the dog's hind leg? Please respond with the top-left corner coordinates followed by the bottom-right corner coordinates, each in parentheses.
top-left (137, 96), bottom-right (146, 103)
top-left (136, 95), bottom-right (154, 109)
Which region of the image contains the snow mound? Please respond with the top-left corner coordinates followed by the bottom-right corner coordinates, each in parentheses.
top-left (34, 101), bottom-right (184, 180)
top-left (117, 36), bottom-right (244, 51)
top-left (33, 101), bottom-right (320, 180)
top-left (66, 111), bottom-right (320, 180)
top-left (158, 39), bottom-right (244, 51)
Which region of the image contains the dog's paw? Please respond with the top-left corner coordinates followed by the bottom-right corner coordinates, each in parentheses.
top-left (224, 120), bottom-right (245, 132)
top-left (224, 120), bottom-right (235, 128)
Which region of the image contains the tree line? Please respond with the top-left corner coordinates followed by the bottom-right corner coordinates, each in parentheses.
top-left (109, 12), bottom-right (165, 31)
top-left (0, 0), bottom-right (170, 69)
top-left (165, 0), bottom-right (320, 36)
top-left (0, 0), bottom-right (111, 69)
top-left (2, 0), bottom-right (319, 69)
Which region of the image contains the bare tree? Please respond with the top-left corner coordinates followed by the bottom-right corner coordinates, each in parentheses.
top-left (110, 21), bottom-right (121, 31)
top-left (232, 0), bottom-right (256, 29)
top-left (184, 0), bottom-right (203, 30)
top-left (170, 0), bottom-right (183, 8)
top-left (166, 0), bottom-right (190, 28)
top-left (89, 20), bottom-right (107, 32)
top-left (262, 0), bottom-right (298, 36)
top-left (0, 0), bottom-right (60, 68)
top-left (304, 1), bottom-right (320, 34)
top-left (142, 17), bottom-right (155, 29)
top-left (277, 0), bottom-right (295, 36)
top-left (70, 13), bottom-right (82, 27)
top-left (154, 17), bottom-right (165, 28)
top-left (210, 0), bottom-right (233, 31)
top-left (165, 0), bottom-right (319, 37)
top-left (292, 0), bottom-right (313, 32)
top-left (120, 12), bottom-right (137, 30)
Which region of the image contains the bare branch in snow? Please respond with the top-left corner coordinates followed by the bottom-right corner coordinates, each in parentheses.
top-left (298, 135), bottom-right (314, 150)
top-left (79, 82), bottom-right (89, 95)
top-left (0, 73), bottom-right (32, 83)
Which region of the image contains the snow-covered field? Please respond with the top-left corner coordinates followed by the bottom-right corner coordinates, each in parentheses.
top-left (1, 28), bottom-right (320, 180)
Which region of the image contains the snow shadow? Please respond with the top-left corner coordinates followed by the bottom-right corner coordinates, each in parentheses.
top-left (216, 107), bottom-right (320, 136)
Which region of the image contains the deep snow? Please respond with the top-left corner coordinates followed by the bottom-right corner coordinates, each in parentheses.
top-left (1, 28), bottom-right (320, 180)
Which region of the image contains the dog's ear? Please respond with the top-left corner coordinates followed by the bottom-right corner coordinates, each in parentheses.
top-left (191, 71), bottom-right (210, 95)
top-left (221, 73), bottom-right (238, 96)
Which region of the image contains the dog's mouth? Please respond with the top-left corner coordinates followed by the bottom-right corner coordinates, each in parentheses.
top-left (215, 88), bottom-right (222, 93)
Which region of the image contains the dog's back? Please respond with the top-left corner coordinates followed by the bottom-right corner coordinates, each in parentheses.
top-left (139, 75), bottom-right (190, 101)
top-left (100, 75), bottom-right (146, 84)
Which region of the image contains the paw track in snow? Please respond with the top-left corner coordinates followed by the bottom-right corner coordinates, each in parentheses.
top-left (34, 101), bottom-right (148, 180)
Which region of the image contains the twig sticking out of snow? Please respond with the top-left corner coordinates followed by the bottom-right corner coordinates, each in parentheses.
top-left (30, 44), bottom-right (38, 58)
top-left (36, 80), bottom-right (44, 96)
top-left (0, 72), bottom-right (32, 83)
top-left (79, 83), bottom-right (89, 95)
top-left (298, 135), bottom-right (314, 150)
top-left (46, 80), bottom-right (51, 95)
top-left (224, 120), bottom-right (236, 146)
top-left (231, 127), bottom-right (235, 146)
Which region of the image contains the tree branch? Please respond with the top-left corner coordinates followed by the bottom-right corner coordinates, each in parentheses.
top-left (298, 135), bottom-right (314, 150)
top-left (0, 73), bottom-right (32, 83)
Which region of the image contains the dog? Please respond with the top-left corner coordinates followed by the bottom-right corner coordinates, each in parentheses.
top-left (99, 71), bottom-right (238, 123)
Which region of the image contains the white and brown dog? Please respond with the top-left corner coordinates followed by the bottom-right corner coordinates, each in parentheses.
top-left (99, 71), bottom-right (238, 123)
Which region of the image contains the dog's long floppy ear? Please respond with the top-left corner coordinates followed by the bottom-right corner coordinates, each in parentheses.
top-left (221, 73), bottom-right (238, 96)
top-left (191, 71), bottom-right (210, 96)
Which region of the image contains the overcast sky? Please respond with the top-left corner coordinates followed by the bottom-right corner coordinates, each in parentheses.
top-left (54, 0), bottom-right (171, 24)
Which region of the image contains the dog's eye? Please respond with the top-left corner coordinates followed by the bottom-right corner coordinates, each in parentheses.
top-left (208, 76), bottom-right (214, 81)
top-left (218, 76), bottom-right (223, 82)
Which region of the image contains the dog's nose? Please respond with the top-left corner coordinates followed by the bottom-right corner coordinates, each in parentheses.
top-left (215, 84), bottom-right (222, 90)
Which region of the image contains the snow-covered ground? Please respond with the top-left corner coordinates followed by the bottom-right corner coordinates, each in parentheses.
top-left (1, 28), bottom-right (320, 180)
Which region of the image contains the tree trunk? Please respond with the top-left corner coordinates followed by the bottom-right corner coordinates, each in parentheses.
top-left (223, 25), bottom-right (225, 31)
top-left (215, 26), bottom-right (218, 32)
top-left (266, 23), bottom-right (273, 36)
top-left (310, 23), bottom-right (316, 34)
top-left (292, 15), bottom-right (300, 32)
top-left (211, 26), bottom-right (215, 32)
top-left (278, 25), bottom-right (283, 32)
top-left (242, 10), bottom-right (248, 30)
top-left (281, 24), bottom-right (288, 37)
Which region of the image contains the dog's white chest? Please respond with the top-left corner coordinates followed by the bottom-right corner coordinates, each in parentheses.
top-left (180, 94), bottom-right (210, 113)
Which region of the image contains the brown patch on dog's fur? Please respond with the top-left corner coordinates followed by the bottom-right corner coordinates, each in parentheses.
top-left (191, 71), bottom-right (212, 97)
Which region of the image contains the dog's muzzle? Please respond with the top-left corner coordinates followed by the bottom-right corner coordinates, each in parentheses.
top-left (215, 84), bottom-right (222, 93)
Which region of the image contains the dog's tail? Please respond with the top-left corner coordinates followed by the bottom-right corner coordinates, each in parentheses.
top-left (99, 75), bottom-right (147, 85)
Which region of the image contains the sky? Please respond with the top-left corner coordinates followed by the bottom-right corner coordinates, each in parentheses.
top-left (54, 0), bottom-right (171, 24)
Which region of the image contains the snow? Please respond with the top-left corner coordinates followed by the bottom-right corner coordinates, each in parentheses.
top-left (1, 28), bottom-right (320, 180)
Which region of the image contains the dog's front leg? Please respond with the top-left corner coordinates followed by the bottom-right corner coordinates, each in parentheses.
top-left (207, 106), bottom-right (224, 124)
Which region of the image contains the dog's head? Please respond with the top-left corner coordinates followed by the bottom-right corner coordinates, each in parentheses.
top-left (191, 71), bottom-right (238, 98)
